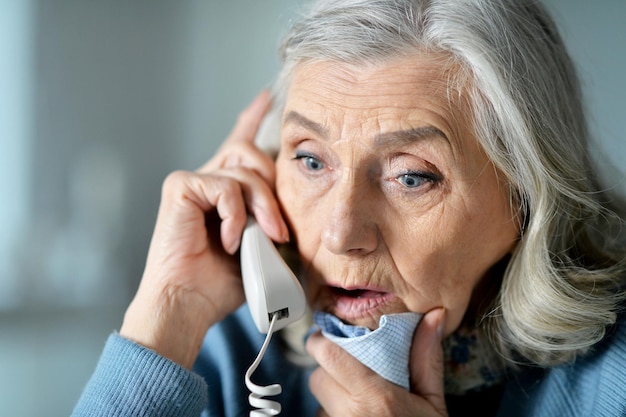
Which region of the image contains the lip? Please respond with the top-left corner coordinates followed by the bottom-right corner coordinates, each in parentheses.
top-left (322, 285), bottom-right (396, 322)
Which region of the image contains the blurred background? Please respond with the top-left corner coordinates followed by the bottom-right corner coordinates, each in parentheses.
top-left (0, 0), bottom-right (624, 415)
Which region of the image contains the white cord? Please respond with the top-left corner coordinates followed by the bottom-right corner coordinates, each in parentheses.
top-left (245, 313), bottom-right (282, 416)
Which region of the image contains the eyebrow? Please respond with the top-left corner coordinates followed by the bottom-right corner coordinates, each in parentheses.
top-left (374, 126), bottom-right (449, 148)
top-left (283, 110), bottom-right (449, 146)
top-left (283, 111), bottom-right (329, 139)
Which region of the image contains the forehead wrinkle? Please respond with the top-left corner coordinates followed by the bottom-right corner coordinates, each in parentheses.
top-left (374, 126), bottom-right (449, 148)
top-left (283, 110), bottom-right (330, 140)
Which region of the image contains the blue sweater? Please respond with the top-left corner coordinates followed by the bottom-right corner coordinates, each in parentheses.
top-left (72, 306), bottom-right (626, 416)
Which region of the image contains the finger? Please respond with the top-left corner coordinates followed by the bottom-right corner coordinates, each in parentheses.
top-left (211, 166), bottom-right (289, 245)
top-left (227, 89), bottom-right (272, 144)
top-left (409, 308), bottom-right (447, 413)
top-left (306, 331), bottom-right (374, 392)
top-left (198, 140), bottom-right (277, 187)
top-left (164, 166), bottom-right (290, 253)
top-left (158, 170), bottom-right (248, 255)
top-left (309, 366), bottom-right (351, 417)
top-left (306, 331), bottom-right (390, 416)
top-left (307, 332), bottom-right (353, 416)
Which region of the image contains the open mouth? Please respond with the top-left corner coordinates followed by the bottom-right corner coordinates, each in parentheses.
top-left (325, 285), bottom-right (394, 322)
top-left (332, 287), bottom-right (386, 299)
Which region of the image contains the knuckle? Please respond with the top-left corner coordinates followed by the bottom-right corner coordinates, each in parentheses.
top-left (315, 342), bottom-right (343, 369)
top-left (374, 389), bottom-right (396, 416)
top-left (216, 175), bottom-right (241, 196)
top-left (162, 170), bottom-right (244, 201)
top-left (349, 382), bottom-right (394, 416)
top-left (162, 170), bottom-right (191, 194)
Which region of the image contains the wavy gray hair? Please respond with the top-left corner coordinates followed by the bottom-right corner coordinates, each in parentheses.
top-left (256, 0), bottom-right (626, 366)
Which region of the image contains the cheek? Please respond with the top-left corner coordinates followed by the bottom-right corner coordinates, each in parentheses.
top-left (275, 160), bottom-right (295, 221)
top-left (389, 217), bottom-right (478, 302)
top-left (275, 158), bottom-right (316, 240)
top-left (390, 245), bottom-right (475, 333)
top-left (276, 161), bottom-right (327, 299)
top-left (389, 194), bottom-right (516, 324)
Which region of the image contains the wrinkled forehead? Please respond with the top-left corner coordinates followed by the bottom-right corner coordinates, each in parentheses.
top-left (282, 55), bottom-right (477, 155)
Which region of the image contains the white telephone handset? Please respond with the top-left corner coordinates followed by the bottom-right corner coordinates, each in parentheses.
top-left (240, 216), bottom-right (306, 416)
top-left (240, 217), bottom-right (306, 333)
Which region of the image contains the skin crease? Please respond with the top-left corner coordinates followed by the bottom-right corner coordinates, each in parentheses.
top-left (275, 55), bottom-right (521, 335)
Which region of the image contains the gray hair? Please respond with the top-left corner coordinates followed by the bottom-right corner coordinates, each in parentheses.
top-left (256, 0), bottom-right (626, 366)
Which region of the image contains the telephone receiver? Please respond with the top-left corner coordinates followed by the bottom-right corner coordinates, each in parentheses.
top-left (240, 216), bottom-right (306, 334)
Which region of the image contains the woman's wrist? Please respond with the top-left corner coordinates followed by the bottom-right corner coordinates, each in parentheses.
top-left (120, 287), bottom-right (220, 369)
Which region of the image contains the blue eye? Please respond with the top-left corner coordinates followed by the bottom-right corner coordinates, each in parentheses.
top-left (294, 153), bottom-right (324, 171)
top-left (396, 172), bottom-right (430, 188)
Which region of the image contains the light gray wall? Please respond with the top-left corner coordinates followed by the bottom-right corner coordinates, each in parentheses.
top-left (543, 0), bottom-right (626, 193)
top-left (0, 1), bottom-right (623, 416)
top-left (0, 2), bottom-right (304, 415)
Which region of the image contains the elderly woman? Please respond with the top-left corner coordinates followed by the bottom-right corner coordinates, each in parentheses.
top-left (73, 0), bottom-right (626, 416)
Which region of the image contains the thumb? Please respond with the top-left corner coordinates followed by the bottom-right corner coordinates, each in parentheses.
top-left (409, 308), bottom-right (447, 413)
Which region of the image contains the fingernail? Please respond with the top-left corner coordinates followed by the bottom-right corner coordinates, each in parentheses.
top-left (228, 237), bottom-right (241, 255)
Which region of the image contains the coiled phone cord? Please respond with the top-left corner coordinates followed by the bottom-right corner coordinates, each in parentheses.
top-left (245, 312), bottom-right (281, 416)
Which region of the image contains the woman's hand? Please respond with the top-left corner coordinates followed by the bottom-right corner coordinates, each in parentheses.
top-left (307, 308), bottom-right (448, 417)
top-left (120, 91), bottom-right (289, 369)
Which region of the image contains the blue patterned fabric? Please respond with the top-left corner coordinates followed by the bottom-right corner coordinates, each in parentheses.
top-left (313, 311), bottom-right (422, 390)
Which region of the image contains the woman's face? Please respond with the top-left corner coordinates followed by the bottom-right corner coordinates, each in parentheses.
top-left (275, 56), bottom-right (520, 335)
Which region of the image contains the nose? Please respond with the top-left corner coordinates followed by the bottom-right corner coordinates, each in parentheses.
top-left (320, 173), bottom-right (379, 255)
